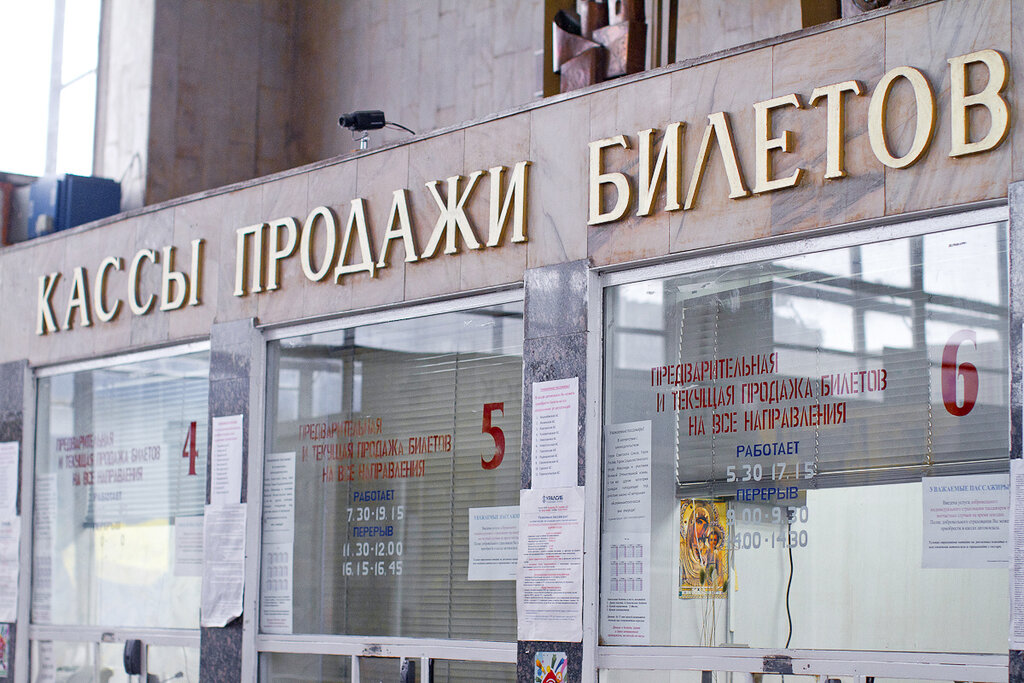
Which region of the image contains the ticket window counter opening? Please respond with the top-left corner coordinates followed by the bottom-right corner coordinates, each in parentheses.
top-left (30, 640), bottom-right (200, 683)
top-left (598, 219), bottom-right (1011, 676)
top-left (258, 299), bottom-right (523, 681)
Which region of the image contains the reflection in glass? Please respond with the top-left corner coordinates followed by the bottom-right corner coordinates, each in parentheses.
top-left (263, 303), bottom-right (523, 642)
top-left (29, 641), bottom-right (199, 683)
top-left (261, 653), bottom-right (352, 683)
top-left (601, 223), bottom-right (1009, 652)
top-left (33, 352), bottom-right (209, 628)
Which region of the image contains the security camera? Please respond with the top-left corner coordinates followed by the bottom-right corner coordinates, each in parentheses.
top-left (338, 110), bottom-right (386, 131)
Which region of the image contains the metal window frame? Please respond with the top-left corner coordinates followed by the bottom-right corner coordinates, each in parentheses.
top-left (586, 203), bottom-right (1012, 681)
top-left (34, 339), bottom-right (211, 377)
top-left (261, 287), bottom-right (523, 340)
top-left (250, 288), bottom-right (525, 682)
top-left (22, 341), bottom-right (213, 683)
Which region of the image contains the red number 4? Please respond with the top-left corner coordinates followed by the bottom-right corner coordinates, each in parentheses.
top-left (182, 421), bottom-right (198, 475)
top-left (481, 403), bottom-right (505, 470)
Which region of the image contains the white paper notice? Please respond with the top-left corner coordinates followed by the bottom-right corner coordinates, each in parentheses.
top-left (516, 486), bottom-right (585, 641)
top-left (922, 474), bottom-right (1009, 569)
top-left (468, 505), bottom-right (519, 581)
top-left (0, 516), bottom-right (20, 621)
top-left (200, 502), bottom-right (247, 627)
top-left (35, 641), bottom-right (56, 683)
top-left (531, 378), bottom-right (579, 488)
top-left (600, 421), bottom-right (652, 644)
top-left (174, 516), bottom-right (204, 577)
top-left (31, 474), bottom-right (56, 623)
top-left (1011, 460), bottom-right (1024, 648)
top-left (260, 452), bottom-right (295, 634)
top-left (211, 415), bottom-right (244, 505)
top-left (0, 442), bottom-right (18, 514)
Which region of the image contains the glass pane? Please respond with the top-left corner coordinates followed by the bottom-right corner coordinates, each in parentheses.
top-left (258, 654), bottom-right (515, 683)
top-left (56, 72), bottom-right (97, 176)
top-left (263, 302), bottom-right (523, 640)
top-left (0, 2), bottom-right (53, 176)
top-left (601, 223), bottom-right (1009, 652)
top-left (60, 0), bottom-right (101, 83)
top-left (260, 653), bottom-right (352, 683)
top-left (356, 657), bottom-right (398, 680)
top-left (33, 352), bottom-right (209, 628)
top-left (148, 645), bottom-right (200, 683)
top-left (433, 659), bottom-right (515, 682)
top-left (29, 641), bottom-right (198, 683)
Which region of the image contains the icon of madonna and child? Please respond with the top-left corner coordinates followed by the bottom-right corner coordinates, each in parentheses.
top-left (679, 499), bottom-right (729, 598)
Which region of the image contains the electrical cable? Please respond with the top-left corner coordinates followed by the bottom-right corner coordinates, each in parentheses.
top-left (386, 122), bottom-right (416, 135)
top-left (785, 519), bottom-right (794, 648)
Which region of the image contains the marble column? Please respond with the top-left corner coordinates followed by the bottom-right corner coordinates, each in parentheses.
top-left (0, 361), bottom-right (27, 683)
top-left (1009, 183), bottom-right (1024, 682)
top-left (517, 260), bottom-right (589, 683)
top-left (201, 319), bottom-right (261, 683)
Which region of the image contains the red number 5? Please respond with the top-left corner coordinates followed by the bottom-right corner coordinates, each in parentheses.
top-left (941, 329), bottom-right (978, 417)
top-left (481, 402), bottom-right (505, 470)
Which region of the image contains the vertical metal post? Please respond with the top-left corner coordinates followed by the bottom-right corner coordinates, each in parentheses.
top-left (46, 0), bottom-right (66, 175)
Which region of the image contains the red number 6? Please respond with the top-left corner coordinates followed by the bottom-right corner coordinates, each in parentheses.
top-left (941, 329), bottom-right (978, 417)
top-left (481, 402), bottom-right (505, 470)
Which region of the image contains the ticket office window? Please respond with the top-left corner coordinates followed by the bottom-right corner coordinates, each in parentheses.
top-left (31, 348), bottom-right (209, 680)
top-left (599, 222), bottom-right (1009, 657)
top-left (260, 301), bottom-right (523, 681)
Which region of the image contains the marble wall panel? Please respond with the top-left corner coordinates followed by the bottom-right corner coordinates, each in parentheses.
top-left (199, 318), bottom-right (258, 682)
top-left (0, 361), bottom-right (24, 681)
top-left (587, 79), bottom-right (673, 267)
top-left (24, 235), bottom-right (73, 366)
top-left (1011, 0), bottom-right (1024, 182)
top-left (769, 19), bottom-right (886, 235)
top-left (127, 208), bottom-right (175, 349)
top-left (94, 0), bottom-right (155, 211)
top-left (257, 173), bottom-right (311, 325)
top-left (669, 49), bottom-right (773, 253)
top-left (517, 641), bottom-right (583, 683)
top-left (520, 334), bottom-right (587, 491)
top-left (60, 218), bottom-right (138, 359)
top-left (524, 261), bottom-right (588, 341)
top-left (288, 0), bottom-right (541, 167)
top-left (528, 99), bottom-right (591, 268)
top-left (0, 239), bottom-right (61, 365)
top-left (300, 160), bottom-right (360, 320)
top-left (404, 132), bottom-right (467, 299)
top-left (461, 115), bottom-right (532, 290)
top-left (348, 148), bottom-right (411, 310)
top-left (205, 186), bottom-right (266, 326)
top-left (882, 0), bottom-right (1012, 213)
top-left (169, 204), bottom-right (219, 342)
top-left (521, 262), bottom-right (589, 494)
top-left (675, 0), bottom-right (803, 63)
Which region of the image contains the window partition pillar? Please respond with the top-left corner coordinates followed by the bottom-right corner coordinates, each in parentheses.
top-left (0, 361), bottom-right (29, 683)
top-left (518, 260), bottom-right (590, 683)
top-left (202, 319), bottom-right (264, 683)
top-left (1007, 184), bottom-right (1024, 682)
